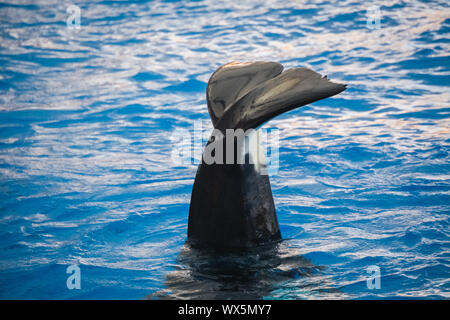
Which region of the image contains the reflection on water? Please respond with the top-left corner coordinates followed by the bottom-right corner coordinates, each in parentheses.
top-left (148, 240), bottom-right (346, 300)
top-left (0, 0), bottom-right (449, 299)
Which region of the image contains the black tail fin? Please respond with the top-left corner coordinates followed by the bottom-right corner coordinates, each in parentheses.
top-left (207, 62), bottom-right (346, 132)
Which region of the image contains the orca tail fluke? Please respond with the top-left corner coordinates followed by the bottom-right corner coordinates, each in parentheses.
top-left (206, 61), bottom-right (284, 127)
top-left (215, 66), bottom-right (346, 131)
top-left (188, 62), bottom-right (347, 250)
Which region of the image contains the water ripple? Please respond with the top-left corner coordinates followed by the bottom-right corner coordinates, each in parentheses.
top-left (0, 0), bottom-right (449, 299)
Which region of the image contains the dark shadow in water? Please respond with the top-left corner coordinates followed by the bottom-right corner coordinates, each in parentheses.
top-left (146, 240), bottom-right (343, 299)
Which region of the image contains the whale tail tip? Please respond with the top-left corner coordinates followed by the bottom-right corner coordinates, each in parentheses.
top-left (206, 61), bottom-right (346, 131)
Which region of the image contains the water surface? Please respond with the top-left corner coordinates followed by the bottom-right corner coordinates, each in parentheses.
top-left (0, 0), bottom-right (449, 299)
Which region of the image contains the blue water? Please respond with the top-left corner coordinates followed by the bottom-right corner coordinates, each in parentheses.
top-left (0, 0), bottom-right (449, 299)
